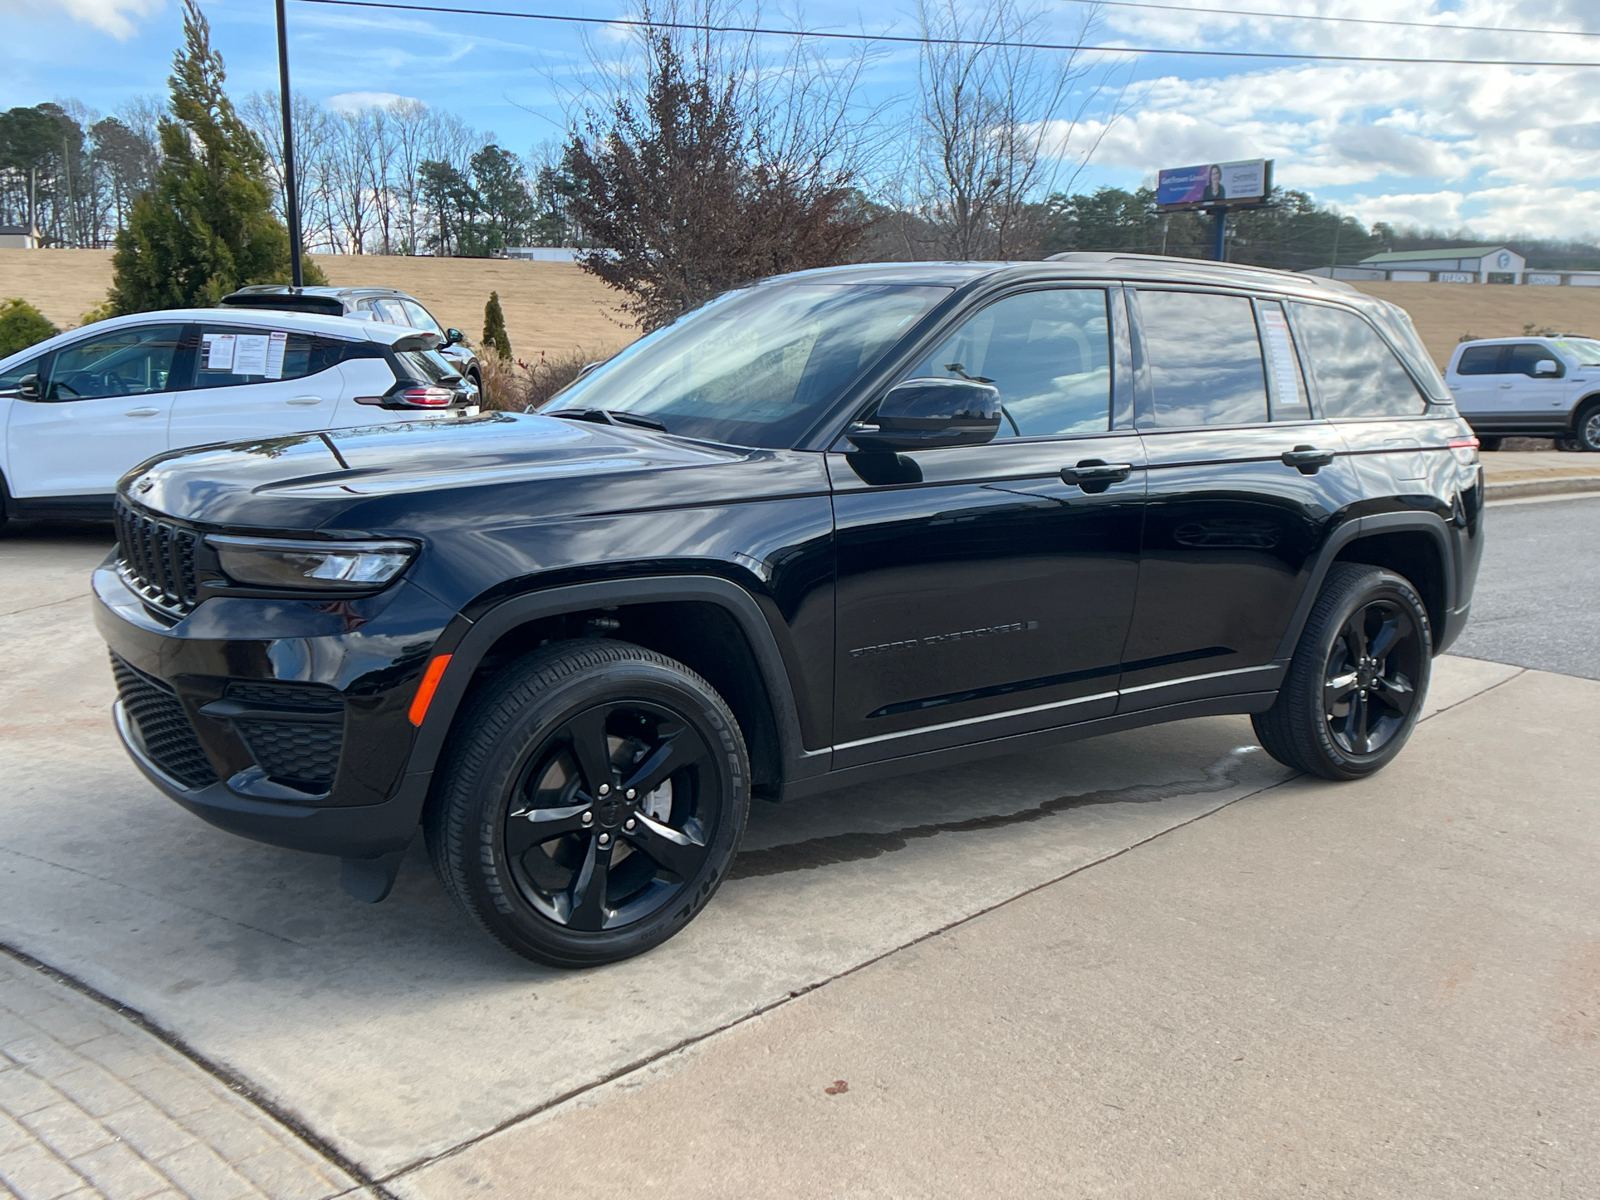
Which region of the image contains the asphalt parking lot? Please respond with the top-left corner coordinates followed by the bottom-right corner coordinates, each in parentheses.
top-left (1, 497), bottom-right (1597, 1197)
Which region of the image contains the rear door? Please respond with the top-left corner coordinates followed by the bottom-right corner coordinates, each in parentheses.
top-left (1119, 289), bottom-right (1363, 712)
top-left (167, 323), bottom-right (349, 449)
top-left (830, 285), bottom-right (1147, 765)
top-left (5, 323), bottom-right (187, 498)
top-left (1287, 298), bottom-right (1439, 509)
top-left (1445, 344), bottom-right (1504, 421)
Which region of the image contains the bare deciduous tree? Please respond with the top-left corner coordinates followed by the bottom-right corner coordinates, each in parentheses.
top-left (911, 0), bottom-right (1121, 260)
top-left (563, 1), bottom-right (879, 329)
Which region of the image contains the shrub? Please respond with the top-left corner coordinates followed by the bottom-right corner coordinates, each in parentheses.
top-left (0, 299), bottom-right (59, 358)
top-left (482, 290), bottom-right (512, 359)
top-left (475, 346), bottom-right (614, 413)
top-left (79, 300), bottom-right (115, 327)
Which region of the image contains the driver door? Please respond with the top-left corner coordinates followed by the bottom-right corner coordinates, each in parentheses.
top-left (5, 324), bottom-right (186, 498)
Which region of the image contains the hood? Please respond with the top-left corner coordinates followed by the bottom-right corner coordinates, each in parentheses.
top-left (125, 412), bottom-right (751, 528)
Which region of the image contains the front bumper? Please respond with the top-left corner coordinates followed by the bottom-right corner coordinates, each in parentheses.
top-left (94, 557), bottom-right (458, 860)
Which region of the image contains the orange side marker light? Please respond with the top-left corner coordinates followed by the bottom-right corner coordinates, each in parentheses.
top-left (408, 654), bottom-right (453, 727)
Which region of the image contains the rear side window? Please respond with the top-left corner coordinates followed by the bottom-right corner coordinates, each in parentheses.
top-left (400, 300), bottom-right (444, 338)
top-left (1134, 290), bottom-right (1268, 428)
top-left (194, 327), bottom-right (377, 389)
top-left (1455, 345), bottom-right (1504, 376)
top-left (907, 288), bottom-right (1111, 437)
top-left (1256, 300), bottom-right (1310, 421)
top-left (1290, 304), bottom-right (1426, 418)
top-left (394, 348), bottom-right (460, 386)
top-left (1506, 343), bottom-right (1561, 377)
top-left (370, 298), bottom-right (409, 326)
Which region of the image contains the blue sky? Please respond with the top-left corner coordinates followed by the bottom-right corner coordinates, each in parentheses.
top-left (7, 0), bottom-right (1600, 238)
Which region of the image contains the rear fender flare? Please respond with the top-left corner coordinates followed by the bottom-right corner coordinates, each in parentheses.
top-left (1272, 512), bottom-right (1458, 661)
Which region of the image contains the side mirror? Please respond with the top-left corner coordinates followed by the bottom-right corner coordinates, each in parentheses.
top-left (846, 377), bottom-right (1002, 452)
top-left (1534, 358), bottom-right (1560, 376)
top-left (444, 328), bottom-right (466, 347)
top-left (15, 373), bottom-right (40, 400)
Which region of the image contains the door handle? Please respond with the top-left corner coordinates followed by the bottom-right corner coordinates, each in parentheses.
top-left (286, 396), bottom-right (323, 406)
top-left (124, 407), bottom-right (161, 417)
top-left (1060, 460), bottom-right (1133, 493)
top-left (1281, 445), bottom-right (1335, 475)
top-left (1498, 382), bottom-right (1514, 389)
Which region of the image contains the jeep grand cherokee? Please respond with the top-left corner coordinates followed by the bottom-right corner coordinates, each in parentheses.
top-left (94, 255), bottom-right (1484, 967)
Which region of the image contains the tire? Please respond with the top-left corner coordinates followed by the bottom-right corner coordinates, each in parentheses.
top-left (1573, 401), bottom-right (1600, 452)
top-left (1476, 435), bottom-right (1502, 451)
top-left (1252, 563), bottom-right (1432, 781)
top-left (425, 639), bottom-right (750, 968)
top-left (1557, 436), bottom-right (1583, 452)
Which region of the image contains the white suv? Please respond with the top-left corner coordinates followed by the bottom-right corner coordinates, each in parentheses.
top-left (1444, 334), bottom-right (1600, 451)
top-left (0, 308), bottom-right (475, 526)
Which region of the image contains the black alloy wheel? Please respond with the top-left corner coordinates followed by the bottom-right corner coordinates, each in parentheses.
top-left (505, 700), bottom-right (719, 932)
top-left (427, 640), bottom-right (749, 967)
top-left (1320, 597), bottom-right (1423, 758)
top-left (1253, 563), bottom-right (1432, 780)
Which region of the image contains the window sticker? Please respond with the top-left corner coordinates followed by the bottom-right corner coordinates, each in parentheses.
top-left (233, 334), bottom-right (270, 377)
top-left (204, 333), bottom-right (236, 371)
top-left (265, 331), bottom-right (288, 379)
top-left (1259, 306), bottom-right (1304, 406)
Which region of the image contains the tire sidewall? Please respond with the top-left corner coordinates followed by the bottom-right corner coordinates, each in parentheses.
top-left (1303, 570), bottom-right (1432, 780)
top-left (1576, 402), bottom-right (1600, 452)
top-left (452, 652), bottom-right (748, 965)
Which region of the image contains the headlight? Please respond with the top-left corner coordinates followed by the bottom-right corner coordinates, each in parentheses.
top-left (206, 536), bottom-right (416, 592)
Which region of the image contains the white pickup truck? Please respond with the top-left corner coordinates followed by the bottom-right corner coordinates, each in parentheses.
top-left (1444, 334), bottom-right (1600, 451)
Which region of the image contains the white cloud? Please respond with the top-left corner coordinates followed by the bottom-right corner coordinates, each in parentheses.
top-left (1343, 190), bottom-right (1468, 230)
top-left (327, 91), bottom-right (423, 112)
top-left (4, 0), bottom-right (160, 39)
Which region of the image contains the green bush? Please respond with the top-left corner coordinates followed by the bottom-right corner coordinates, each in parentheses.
top-left (483, 290), bottom-right (512, 360)
top-left (0, 298), bottom-right (59, 358)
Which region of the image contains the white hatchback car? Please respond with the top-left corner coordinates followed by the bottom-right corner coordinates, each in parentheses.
top-left (0, 307), bottom-right (477, 524)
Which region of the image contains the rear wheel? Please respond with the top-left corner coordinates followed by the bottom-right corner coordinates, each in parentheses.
top-left (426, 640), bottom-right (749, 967)
top-left (1574, 401), bottom-right (1600, 452)
top-left (1476, 435), bottom-right (1502, 451)
top-left (1253, 563), bottom-right (1431, 781)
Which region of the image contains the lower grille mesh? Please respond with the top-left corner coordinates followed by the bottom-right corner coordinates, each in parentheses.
top-left (110, 655), bottom-right (218, 789)
top-left (235, 721), bottom-right (343, 789)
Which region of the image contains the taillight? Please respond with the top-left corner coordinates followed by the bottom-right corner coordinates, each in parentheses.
top-left (395, 386), bottom-right (455, 407)
top-left (1448, 435), bottom-right (1480, 465)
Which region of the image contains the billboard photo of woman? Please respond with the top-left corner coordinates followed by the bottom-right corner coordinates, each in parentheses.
top-left (1202, 164), bottom-right (1226, 202)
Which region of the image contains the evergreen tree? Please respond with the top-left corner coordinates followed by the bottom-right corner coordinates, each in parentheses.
top-left (108, 0), bottom-right (321, 315)
top-left (482, 291), bottom-right (511, 360)
top-left (0, 299), bottom-right (58, 358)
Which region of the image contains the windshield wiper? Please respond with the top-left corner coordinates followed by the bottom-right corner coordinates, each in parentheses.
top-left (546, 408), bottom-right (669, 432)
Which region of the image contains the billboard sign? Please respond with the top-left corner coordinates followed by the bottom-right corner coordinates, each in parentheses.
top-left (1157, 159), bottom-right (1272, 211)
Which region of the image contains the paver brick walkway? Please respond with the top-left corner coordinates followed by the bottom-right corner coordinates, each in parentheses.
top-left (0, 954), bottom-right (361, 1200)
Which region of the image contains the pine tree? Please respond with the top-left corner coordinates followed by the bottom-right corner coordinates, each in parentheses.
top-left (482, 291), bottom-right (511, 360)
top-left (107, 0), bottom-right (322, 315)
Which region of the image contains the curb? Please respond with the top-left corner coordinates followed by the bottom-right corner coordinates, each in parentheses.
top-left (1484, 475), bottom-right (1600, 501)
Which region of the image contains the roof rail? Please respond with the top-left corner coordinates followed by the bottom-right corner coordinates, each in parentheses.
top-left (1042, 251), bottom-right (1358, 293)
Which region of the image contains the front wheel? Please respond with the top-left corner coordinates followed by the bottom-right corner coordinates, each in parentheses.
top-left (1253, 563), bottom-right (1432, 781)
top-left (426, 640), bottom-right (750, 967)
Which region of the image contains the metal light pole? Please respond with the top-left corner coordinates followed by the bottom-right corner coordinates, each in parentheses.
top-left (275, 0), bottom-right (305, 288)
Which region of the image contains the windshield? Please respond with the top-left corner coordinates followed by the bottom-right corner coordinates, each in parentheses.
top-left (1554, 338), bottom-right (1600, 366)
top-left (541, 282), bottom-right (952, 447)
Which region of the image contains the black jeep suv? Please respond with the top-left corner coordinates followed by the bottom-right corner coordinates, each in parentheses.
top-left (94, 255), bottom-right (1484, 967)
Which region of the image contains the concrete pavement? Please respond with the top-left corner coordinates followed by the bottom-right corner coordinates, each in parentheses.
top-left (0, 483), bottom-right (1595, 1195)
top-left (396, 664), bottom-right (1600, 1200)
